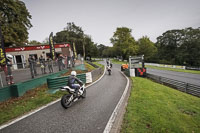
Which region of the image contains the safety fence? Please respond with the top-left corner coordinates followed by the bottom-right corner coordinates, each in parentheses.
top-left (144, 63), bottom-right (186, 69)
top-left (47, 65), bottom-right (104, 93)
top-left (0, 64), bottom-right (88, 102)
top-left (86, 61), bottom-right (99, 68)
top-left (47, 74), bottom-right (86, 90)
top-left (146, 73), bottom-right (200, 97)
top-left (91, 67), bottom-right (104, 81)
top-left (0, 69), bottom-right (69, 102)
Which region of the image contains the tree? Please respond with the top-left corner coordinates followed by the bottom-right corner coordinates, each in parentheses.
top-left (102, 47), bottom-right (114, 58)
top-left (97, 44), bottom-right (107, 57)
top-left (54, 22), bottom-right (97, 58)
top-left (0, 0), bottom-right (32, 47)
top-left (156, 27), bottom-right (200, 66)
top-left (28, 40), bottom-right (41, 45)
top-left (137, 36), bottom-right (157, 62)
top-left (110, 27), bottom-right (138, 60)
top-left (156, 29), bottom-right (184, 64)
top-left (90, 43), bottom-right (99, 57)
top-left (83, 35), bottom-right (98, 58)
top-left (54, 22), bottom-right (84, 56)
top-left (179, 27), bottom-right (200, 66)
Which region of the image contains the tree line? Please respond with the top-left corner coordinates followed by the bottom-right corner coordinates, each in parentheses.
top-left (1, 0), bottom-right (200, 67)
top-left (103, 27), bottom-right (200, 67)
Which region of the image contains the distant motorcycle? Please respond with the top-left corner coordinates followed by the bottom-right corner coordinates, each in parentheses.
top-left (107, 65), bottom-right (112, 75)
top-left (60, 84), bottom-right (86, 109)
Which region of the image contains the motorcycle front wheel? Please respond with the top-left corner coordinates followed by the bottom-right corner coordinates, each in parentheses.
top-left (61, 94), bottom-right (72, 109)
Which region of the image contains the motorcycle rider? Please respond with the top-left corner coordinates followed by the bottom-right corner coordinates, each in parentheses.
top-left (68, 71), bottom-right (83, 97)
top-left (106, 59), bottom-right (112, 68)
top-left (107, 63), bottom-right (112, 75)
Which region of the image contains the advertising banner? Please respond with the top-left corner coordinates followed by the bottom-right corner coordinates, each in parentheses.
top-left (73, 42), bottom-right (77, 59)
top-left (49, 32), bottom-right (56, 60)
top-left (0, 26), bottom-right (6, 65)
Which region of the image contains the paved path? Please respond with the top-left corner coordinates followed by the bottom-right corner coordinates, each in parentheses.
top-left (0, 63), bottom-right (127, 133)
top-left (147, 68), bottom-right (200, 86)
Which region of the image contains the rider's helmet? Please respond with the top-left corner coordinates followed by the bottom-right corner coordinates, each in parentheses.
top-left (6, 54), bottom-right (13, 60)
top-left (71, 71), bottom-right (77, 76)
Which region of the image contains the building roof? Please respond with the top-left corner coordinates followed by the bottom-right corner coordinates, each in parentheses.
top-left (5, 43), bottom-right (70, 52)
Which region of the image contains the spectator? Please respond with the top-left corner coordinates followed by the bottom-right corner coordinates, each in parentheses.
top-left (57, 54), bottom-right (64, 71)
top-left (28, 55), bottom-right (36, 78)
top-left (6, 54), bottom-right (14, 84)
top-left (47, 56), bottom-right (53, 73)
top-left (39, 55), bottom-right (46, 74)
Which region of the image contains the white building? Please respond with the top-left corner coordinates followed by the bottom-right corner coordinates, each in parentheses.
top-left (5, 43), bottom-right (73, 70)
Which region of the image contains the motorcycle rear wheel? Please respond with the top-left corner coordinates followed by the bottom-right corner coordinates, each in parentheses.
top-left (61, 94), bottom-right (72, 109)
top-left (108, 71), bottom-right (111, 75)
top-left (81, 89), bottom-right (86, 98)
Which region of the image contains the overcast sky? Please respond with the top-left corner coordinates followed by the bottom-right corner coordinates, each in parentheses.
top-left (22, 0), bottom-right (200, 46)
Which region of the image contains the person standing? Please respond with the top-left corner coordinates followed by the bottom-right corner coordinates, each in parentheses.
top-left (47, 56), bottom-right (53, 73)
top-left (57, 54), bottom-right (64, 71)
top-left (39, 55), bottom-right (46, 74)
top-left (28, 55), bottom-right (35, 78)
top-left (72, 55), bottom-right (75, 67)
top-left (5, 54), bottom-right (14, 85)
top-left (32, 56), bottom-right (37, 76)
top-left (64, 55), bottom-right (68, 68)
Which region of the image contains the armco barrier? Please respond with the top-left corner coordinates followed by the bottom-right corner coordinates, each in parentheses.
top-left (47, 73), bottom-right (86, 90)
top-left (0, 69), bottom-right (68, 102)
top-left (86, 61), bottom-right (99, 68)
top-left (0, 86), bottom-right (12, 101)
top-left (147, 73), bottom-right (200, 97)
top-left (124, 69), bottom-right (130, 77)
top-left (144, 63), bottom-right (186, 70)
top-left (91, 67), bottom-right (103, 81)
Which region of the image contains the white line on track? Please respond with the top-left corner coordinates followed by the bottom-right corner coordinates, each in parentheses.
top-left (103, 72), bottom-right (129, 133)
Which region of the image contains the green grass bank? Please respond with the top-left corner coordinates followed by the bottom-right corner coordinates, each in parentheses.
top-left (121, 77), bottom-right (200, 133)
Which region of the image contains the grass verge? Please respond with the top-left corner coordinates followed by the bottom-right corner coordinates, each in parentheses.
top-left (111, 59), bottom-right (128, 65)
top-left (121, 77), bottom-right (200, 133)
top-left (84, 62), bottom-right (96, 71)
top-left (92, 61), bottom-right (104, 69)
top-left (0, 84), bottom-right (66, 125)
top-left (146, 65), bottom-right (200, 75)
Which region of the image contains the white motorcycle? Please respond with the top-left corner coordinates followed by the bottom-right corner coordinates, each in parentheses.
top-left (60, 84), bottom-right (86, 109)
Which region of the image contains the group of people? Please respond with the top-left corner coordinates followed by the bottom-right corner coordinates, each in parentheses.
top-left (28, 53), bottom-right (75, 79)
top-left (0, 53), bottom-right (75, 85)
top-left (28, 55), bottom-right (54, 78)
top-left (28, 55), bottom-right (53, 78)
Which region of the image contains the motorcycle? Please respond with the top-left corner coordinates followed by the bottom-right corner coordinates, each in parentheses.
top-left (60, 84), bottom-right (86, 109)
top-left (107, 65), bottom-right (112, 75)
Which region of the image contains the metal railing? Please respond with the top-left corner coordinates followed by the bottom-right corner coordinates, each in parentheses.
top-left (146, 73), bottom-right (200, 97)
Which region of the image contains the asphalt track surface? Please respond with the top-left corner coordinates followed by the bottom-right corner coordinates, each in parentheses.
top-left (147, 68), bottom-right (200, 86)
top-left (0, 63), bottom-right (127, 133)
